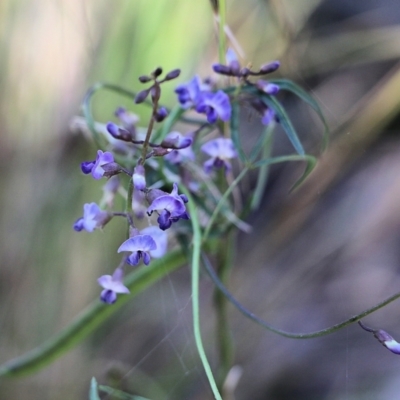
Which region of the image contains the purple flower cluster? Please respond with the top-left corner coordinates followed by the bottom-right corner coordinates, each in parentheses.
top-left (175, 76), bottom-right (231, 123)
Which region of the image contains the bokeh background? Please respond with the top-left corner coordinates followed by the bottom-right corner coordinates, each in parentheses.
top-left (2, 0), bottom-right (400, 399)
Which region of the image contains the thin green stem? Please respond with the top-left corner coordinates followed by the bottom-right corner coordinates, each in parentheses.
top-left (182, 188), bottom-right (222, 400)
top-left (214, 230), bottom-right (235, 389)
top-left (202, 253), bottom-right (400, 339)
top-left (0, 250), bottom-right (186, 378)
top-left (218, 0), bottom-right (227, 64)
top-left (203, 167), bottom-right (249, 242)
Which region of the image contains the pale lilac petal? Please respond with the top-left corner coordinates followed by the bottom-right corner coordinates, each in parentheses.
top-left (118, 235), bottom-right (157, 253)
top-left (141, 226), bottom-right (168, 258)
top-left (147, 196), bottom-right (186, 217)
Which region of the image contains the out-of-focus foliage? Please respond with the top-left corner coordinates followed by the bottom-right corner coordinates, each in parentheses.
top-left (2, 0), bottom-right (400, 399)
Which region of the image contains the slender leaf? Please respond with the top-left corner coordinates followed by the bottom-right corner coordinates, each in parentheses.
top-left (89, 378), bottom-right (101, 400)
top-left (271, 79), bottom-right (329, 149)
top-left (252, 154), bottom-right (317, 191)
top-left (99, 385), bottom-right (150, 400)
top-left (261, 95), bottom-right (305, 156)
top-left (230, 100), bottom-right (247, 162)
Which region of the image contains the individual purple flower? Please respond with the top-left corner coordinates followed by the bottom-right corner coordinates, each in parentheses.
top-left (195, 91), bottom-right (231, 123)
top-left (98, 268), bottom-right (130, 304)
top-left (201, 137), bottom-right (237, 174)
top-left (161, 131), bottom-right (193, 150)
top-left (256, 80), bottom-right (280, 95)
top-left (73, 202), bottom-right (111, 232)
top-left (140, 226), bottom-right (168, 259)
top-left (115, 107), bottom-right (139, 129)
top-left (164, 145), bottom-right (195, 165)
top-left (146, 183), bottom-right (189, 231)
top-left (118, 232), bottom-right (157, 266)
top-left (81, 150), bottom-right (115, 180)
top-left (133, 165), bottom-right (146, 190)
top-left (175, 75), bottom-right (201, 109)
top-left (359, 321), bottom-right (400, 355)
top-left (261, 108), bottom-right (276, 126)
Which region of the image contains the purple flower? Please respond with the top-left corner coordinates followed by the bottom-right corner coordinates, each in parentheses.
top-left (256, 80), bottom-right (280, 95)
top-left (175, 76), bottom-right (201, 109)
top-left (140, 226), bottom-right (168, 259)
top-left (201, 138), bottom-right (237, 174)
top-left (114, 107), bottom-right (139, 129)
top-left (196, 91), bottom-right (231, 123)
top-left (73, 202), bottom-right (111, 232)
top-left (161, 131), bottom-right (193, 150)
top-left (133, 165), bottom-right (146, 190)
top-left (261, 108), bottom-right (276, 126)
top-left (359, 321), bottom-right (400, 355)
top-left (118, 234), bottom-right (157, 266)
top-left (81, 150), bottom-right (115, 180)
top-left (98, 268), bottom-right (130, 304)
top-left (146, 183), bottom-right (189, 231)
top-left (164, 145), bottom-right (195, 165)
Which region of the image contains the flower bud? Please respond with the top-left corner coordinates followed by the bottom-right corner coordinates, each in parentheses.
top-left (165, 69), bottom-right (181, 81)
top-left (139, 75), bottom-right (152, 83)
top-left (154, 107), bottom-right (168, 122)
top-left (135, 89), bottom-right (150, 104)
top-left (259, 61), bottom-right (280, 74)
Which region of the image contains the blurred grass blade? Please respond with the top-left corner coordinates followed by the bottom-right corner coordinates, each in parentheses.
top-left (230, 100), bottom-right (247, 162)
top-left (0, 250), bottom-right (186, 378)
top-left (89, 378), bottom-right (101, 400)
top-left (99, 385), bottom-right (150, 400)
top-left (272, 79), bottom-right (329, 149)
top-left (261, 95), bottom-right (305, 156)
top-left (250, 127), bottom-right (274, 210)
top-left (252, 154), bottom-right (317, 191)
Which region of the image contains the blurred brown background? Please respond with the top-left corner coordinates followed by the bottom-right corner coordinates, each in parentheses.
top-left (2, 0), bottom-right (400, 399)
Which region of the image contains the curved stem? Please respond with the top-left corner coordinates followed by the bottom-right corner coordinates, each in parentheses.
top-left (203, 167), bottom-right (249, 242)
top-left (0, 250), bottom-right (186, 378)
top-left (202, 253), bottom-right (400, 339)
top-left (218, 0), bottom-right (227, 64)
top-left (183, 189), bottom-right (222, 400)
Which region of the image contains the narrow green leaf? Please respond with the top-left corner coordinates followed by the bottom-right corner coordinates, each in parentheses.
top-left (250, 128), bottom-right (274, 210)
top-left (261, 95), bottom-right (305, 156)
top-left (0, 250), bottom-right (186, 378)
top-left (252, 154), bottom-right (317, 191)
top-left (271, 79), bottom-right (329, 150)
top-left (89, 378), bottom-right (101, 400)
top-left (99, 385), bottom-right (150, 400)
top-left (230, 100), bottom-right (247, 162)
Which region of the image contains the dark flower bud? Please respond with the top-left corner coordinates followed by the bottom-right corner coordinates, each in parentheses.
top-left (240, 67), bottom-right (251, 77)
top-left (259, 61), bottom-right (280, 74)
top-left (212, 63), bottom-right (232, 76)
top-left (100, 162), bottom-right (123, 178)
top-left (139, 75), bottom-right (152, 83)
top-left (154, 107), bottom-right (168, 122)
top-left (106, 122), bottom-right (132, 141)
top-left (135, 89), bottom-right (150, 104)
top-left (165, 69), bottom-right (181, 81)
top-left (256, 80), bottom-right (280, 95)
top-left (152, 67), bottom-right (163, 78)
top-left (153, 148), bottom-right (172, 157)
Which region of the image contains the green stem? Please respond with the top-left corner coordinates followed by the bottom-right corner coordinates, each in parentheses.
top-left (202, 253), bottom-right (400, 339)
top-left (182, 189), bottom-right (222, 400)
top-left (203, 167), bottom-right (249, 242)
top-left (214, 230), bottom-right (235, 390)
top-left (0, 250), bottom-right (186, 378)
top-left (218, 0), bottom-right (227, 64)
